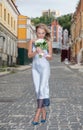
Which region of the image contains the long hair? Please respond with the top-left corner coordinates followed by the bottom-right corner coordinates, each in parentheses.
top-left (36, 23), bottom-right (51, 41)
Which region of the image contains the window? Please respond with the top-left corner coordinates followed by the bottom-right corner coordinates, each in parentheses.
top-left (8, 13), bottom-right (10, 24)
top-left (4, 9), bottom-right (6, 21)
top-left (14, 20), bottom-right (16, 30)
top-left (11, 17), bottom-right (13, 27)
top-left (0, 4), bottom-right (2, 17)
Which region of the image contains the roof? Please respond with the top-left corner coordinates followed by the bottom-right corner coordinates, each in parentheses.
top-left (11, 0), bottom-right (20, 14)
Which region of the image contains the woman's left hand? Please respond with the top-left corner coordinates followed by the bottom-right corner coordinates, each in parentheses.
top-left (46, 54), bottom-right (52, 60)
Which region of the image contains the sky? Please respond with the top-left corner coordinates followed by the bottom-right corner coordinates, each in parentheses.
top-left (16, 0), bottom-right (79, 18)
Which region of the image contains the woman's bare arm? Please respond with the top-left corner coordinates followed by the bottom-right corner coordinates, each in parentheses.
top-left (28, 40), bottom-right (37, 58)
top-left (46, 41), bottom-right (53, 60)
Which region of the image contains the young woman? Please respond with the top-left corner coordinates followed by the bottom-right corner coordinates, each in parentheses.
top-left (28, 23), bottom-right (52, 125)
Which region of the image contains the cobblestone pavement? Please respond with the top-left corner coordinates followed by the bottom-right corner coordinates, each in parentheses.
top-left (0, 54), bottom-right (83, 130)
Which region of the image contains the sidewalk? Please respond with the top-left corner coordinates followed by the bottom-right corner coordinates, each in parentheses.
top-left (70, 64), bottom-right (83, 72)
top-left (0, 65), bottom-right (31, 77)
top-left (65, 62), bottom-right (83, 73)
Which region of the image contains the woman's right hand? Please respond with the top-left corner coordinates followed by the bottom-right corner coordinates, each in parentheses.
top-left (36, 47), bottom-right (43, 54)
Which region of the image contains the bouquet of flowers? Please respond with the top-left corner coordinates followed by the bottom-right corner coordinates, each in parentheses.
top-left (35, 39), bottom-right (48, 58)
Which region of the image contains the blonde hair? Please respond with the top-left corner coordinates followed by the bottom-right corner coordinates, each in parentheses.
top-left (36, 23), bottom-right (51, 41)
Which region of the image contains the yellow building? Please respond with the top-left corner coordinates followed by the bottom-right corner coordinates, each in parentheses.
top-left (17, 15), bottom-right (36, 65)
top-left (0, 0), bottom-right (20, 66)
top-left (71, 0), bottom-right (83, 63)
top-left (18, 15), bottom-right (28, 49)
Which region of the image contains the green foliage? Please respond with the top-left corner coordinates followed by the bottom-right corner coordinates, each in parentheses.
top-left (31, 14), bottom-right (72, 34)
top-left (31, 15), bottom-right (55, 26)
top-left (57, 14), bottom-right (72, 34)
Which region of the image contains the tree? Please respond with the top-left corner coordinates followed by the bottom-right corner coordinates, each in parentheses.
top-left (31, 15), bottom-right (55, 26)
top-left (31, 14), bottom-right (72, 34)
top-left (57, 14), bottom-right (72, 34)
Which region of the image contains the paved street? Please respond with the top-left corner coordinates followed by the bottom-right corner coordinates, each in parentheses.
top-left (0, 54), bottom-right (83, 130)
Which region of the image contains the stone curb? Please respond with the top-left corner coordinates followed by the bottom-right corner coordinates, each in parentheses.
top-left (0, 71), bottom-right (10, 77)
top-left (65, 63), bottom-right (83, 72)
top-left (0, 65), bottom-right (32, 77)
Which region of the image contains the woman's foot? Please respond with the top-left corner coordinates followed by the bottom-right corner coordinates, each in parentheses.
top-left (32, 121), bottom-right (39, 125)
top-left (32, 108), bottom-right (41, 125)
top-left (41, 119), bottom-right (46, 123)
top-left (33, 115), bottom-right (39, 122)
top-left (41, 109), bottom-right (47, 123)
top-left (32, 116), bottom-right (39, 125)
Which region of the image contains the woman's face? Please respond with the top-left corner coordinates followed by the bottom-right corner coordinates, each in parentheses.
top-left (36, 28), bottom-right (46, 39)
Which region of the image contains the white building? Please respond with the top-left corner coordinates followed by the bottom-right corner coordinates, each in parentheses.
top-left (26, 18), bottom-right (36, 40)
top-left (62, 29), bottom-right (69, 48)
top-left (42, 9), bottom-right (60, 18)
top-left (0, 0), bottom-right (20, 66)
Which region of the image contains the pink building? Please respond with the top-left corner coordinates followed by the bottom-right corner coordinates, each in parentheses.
top-left (51, 20), bottom-right (62, 50)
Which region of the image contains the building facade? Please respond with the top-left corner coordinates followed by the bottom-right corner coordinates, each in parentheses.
top-left (17, 15), bottom-right (36, 65)
top-left (0, 0), bottom-right (19, 66)
top-left (42, 9), bottom-right (60, 18)
top-left (71, 0), bottom-right (83, 63)
top-left (62, 29), bottom-right (69, 48)
top-left (51, 20), bottom-right (62, 51)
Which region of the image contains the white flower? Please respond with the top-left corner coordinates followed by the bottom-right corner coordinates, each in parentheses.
top-left (35, 39), bottom-right (48, 49)
top-left (35, 39), bottom-right (45, 44)
top-left (35, 39), bottom-right (48, 58)
top-left (39, 52), bottom-right (44, 58)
